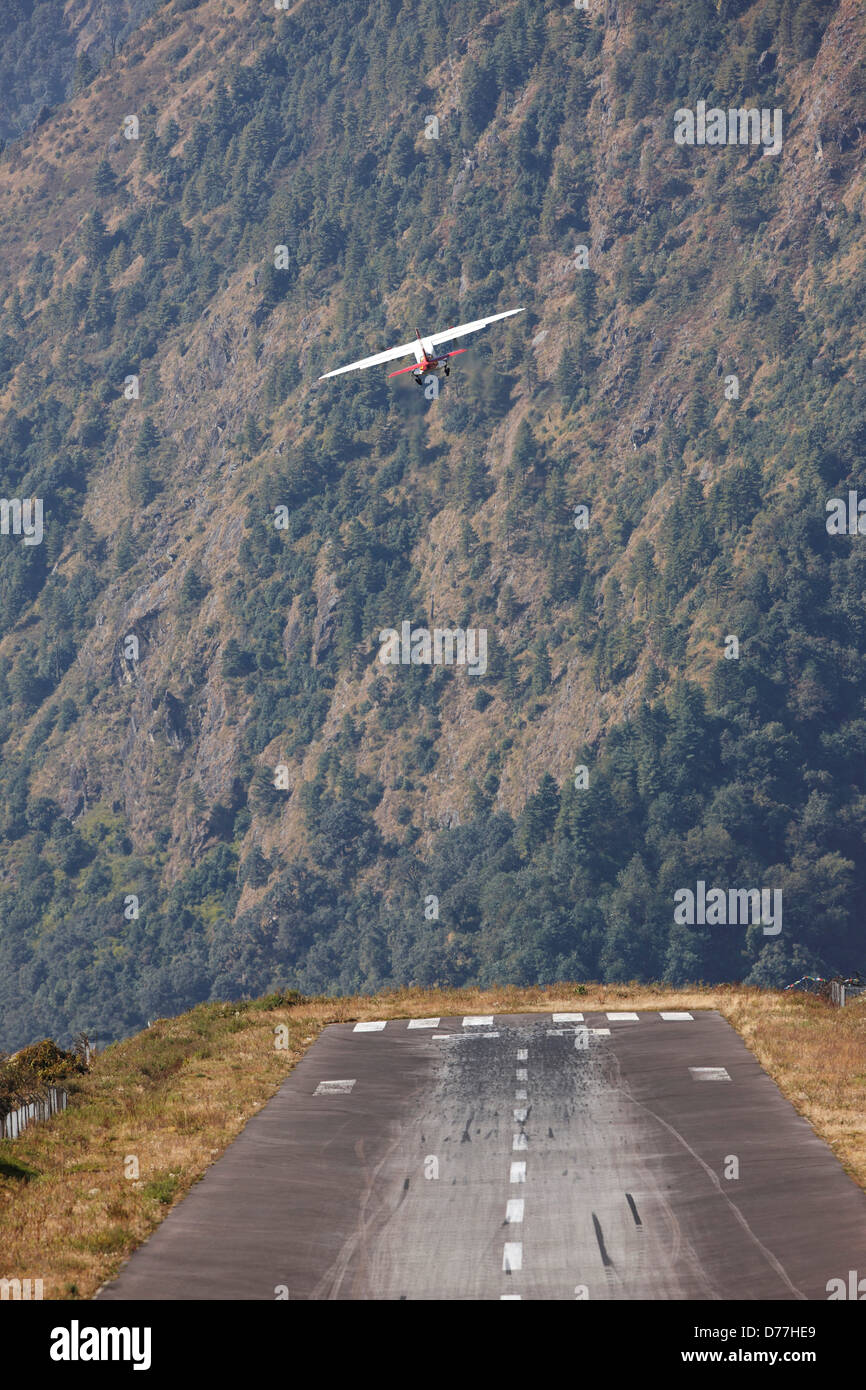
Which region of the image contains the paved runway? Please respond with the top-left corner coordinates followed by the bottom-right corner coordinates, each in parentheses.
top-left (96, 1011), bottom-right (866, 1300)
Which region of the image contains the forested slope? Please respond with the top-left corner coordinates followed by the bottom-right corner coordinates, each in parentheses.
top-left (0, 0), bottom-right (864, 1048)
top-left (0, 0), bottom-right (162, 144)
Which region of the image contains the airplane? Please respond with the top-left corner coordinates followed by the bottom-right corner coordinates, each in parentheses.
top-left (318, 307), bottom-right (524, 386)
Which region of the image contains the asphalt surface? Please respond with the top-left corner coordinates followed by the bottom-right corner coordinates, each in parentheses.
top-left (96, 1010), bottom-right (866, 1300)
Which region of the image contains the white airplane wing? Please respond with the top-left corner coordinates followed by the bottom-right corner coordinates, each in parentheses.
top-left (318, 307), bottom-right (524, 379)
top-left (427, 307), bottom-right (524, 348)
top-left (318, 336), bottom-right (423, 379)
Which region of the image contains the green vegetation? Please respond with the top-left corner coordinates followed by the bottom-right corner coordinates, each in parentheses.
top-left (0, 0), bottom-right (864, 1048)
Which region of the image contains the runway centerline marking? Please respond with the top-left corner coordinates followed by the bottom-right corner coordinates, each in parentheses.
top-left (606, 1012), bottom-right (639, 1021)
top-left (516, 1068), bottom-right (528, 1080)
top-left (552, 1013), bottom-right (584, 1022)
top-left (503, 1242), bottom-right (523, 1272)
top-left (513, 1132), bottom-right (528, 1151)
top-left (505, 1199), bottom-right (525, 1224)
top-left (407, 1018), bottom-right (440, 1028)
top-left (690, 1067), bottom-right (731, 1081)
top-left (510, 1162), bottom-right (526, 1183)
top-left (352, 1021), bottom-right (386, 1032)
top-left (514, 1107), bottom-right (529, 1122)
top-left (463, 1016), bottom-right (494, 1027)
top-left (661, 1011), bottom-right (694, 1021)
top-left (314, 1079), bottom-right (356, 1094)
top-left (515, 1089), bottom-right (527, 1100)
top-left (516, 1048), bottom-right (528, 1061)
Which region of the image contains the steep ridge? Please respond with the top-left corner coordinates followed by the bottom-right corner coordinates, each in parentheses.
top-left (0, 0), bottom-right (864, 1047)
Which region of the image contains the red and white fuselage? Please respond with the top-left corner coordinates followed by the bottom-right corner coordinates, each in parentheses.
top-left (386, 330), bottom-right (467, 381)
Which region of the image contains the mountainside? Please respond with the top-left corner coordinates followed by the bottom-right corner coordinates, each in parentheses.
top-left (0, 0), bottom-right (865, 1049)
top-left (0, 0), bottom-right (162, 144)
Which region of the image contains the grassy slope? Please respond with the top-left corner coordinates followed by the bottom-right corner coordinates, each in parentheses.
top-left (0, 982), bottom-right (864, 1299)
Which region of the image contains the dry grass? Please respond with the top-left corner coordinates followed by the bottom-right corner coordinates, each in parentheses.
top-left (1, 982), bottom-right (864, 1300)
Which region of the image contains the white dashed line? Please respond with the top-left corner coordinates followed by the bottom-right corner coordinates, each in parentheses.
top-left (690, 1066), bottom-right (731, 1081)
top-left (463, 1015), bottom-right (494, 1027)
top-left (516, 1068), bottom-right (528, 1080)
top-left (314, 1079), bottom-right (356, 1094)
top-left (513, 1107), bottom-right (528, 1123)
top-left (512, 1132), bottom-right (528, 1151)
top-left (408, 1017), bottom-right (440, 1028)
top-left (547, 1027), bottom-right (586, 1036)
top-left (505, 1199), bottom-right (525, 1224)
top-left (590, 1028), bottom-right (611, 1036)
top-left (516, 1048), bottom-right (528, 1061)
top-left (431, 1033), bottom-right (454, 1039)
top-left (502, 1242), bottom-right (523, 1272)
top-left (352, 1021), bottom-right (386, 1032)
top-left (606, 1012), bottom-right (639, 1021)
top-left (552, 1012), bottom-right (584, 1022)
top-left (515, 1089), bottom-right (527, 1100)
top-left (661, 1012), bottom-right (694, 1021)
top-left (510, 1162), bottom-right (526, 1183)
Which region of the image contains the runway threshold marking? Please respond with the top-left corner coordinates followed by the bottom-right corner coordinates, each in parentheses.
top-left (341, 1011), bottom-right (702, 1033)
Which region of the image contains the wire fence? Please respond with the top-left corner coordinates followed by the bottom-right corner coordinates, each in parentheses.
top-left (830, 980), bottom-right (866, 1008)
top-left (0, 1086), bottom-right (68, 1141)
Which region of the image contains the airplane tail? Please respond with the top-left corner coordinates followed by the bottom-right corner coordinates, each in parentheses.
top-left (415, 326), bottom-right (436, 361)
